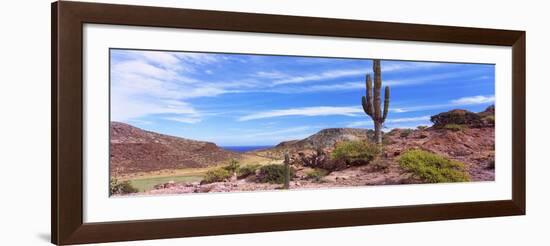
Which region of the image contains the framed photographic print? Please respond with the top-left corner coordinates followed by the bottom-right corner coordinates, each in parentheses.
top-left (52, 1), bottom-right (525, 245)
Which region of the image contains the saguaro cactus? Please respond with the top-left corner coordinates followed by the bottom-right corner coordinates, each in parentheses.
top-left (361, 59), bottom-right (390, 144)
top-left (283, 152), bottom-right (290, 189)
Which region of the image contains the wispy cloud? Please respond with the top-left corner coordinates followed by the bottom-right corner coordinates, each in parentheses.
top-left (238, 106), bottom-right (363, 121)
top-left (346, 115), bottom-right (431, 127)
top-left (273, 69), bottom-right (364, 85)
top-left (163, 116), bottom-right (202, 124)
top-left (387, 115), bottom-right (431, 123)
top-left (111, 49), bottom-right (494, 146)
top-left (392, 95), bottom-right (495, 113)
top-left (451, 95), bottom-right (495, 105)
top-left (210, 126), bottom-right (322, 145)
top-left (238, 93), bottom-right (493, 122)
top-left (266, 66), bottom-right (482, 94)
top-left (254, 71), bottom-right (288, 79)
top-left (271, 61), bottom-right (442, 86)
top-left (111, 50), bottom-right (235, 122)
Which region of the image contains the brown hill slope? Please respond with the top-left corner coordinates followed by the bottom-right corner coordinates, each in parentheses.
top-left (253, 128), bottom-right (371, 158)
top-left (110, 122), bottom-right (239, 176)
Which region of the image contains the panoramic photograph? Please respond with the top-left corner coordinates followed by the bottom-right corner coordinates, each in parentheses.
top-left (108, 49), bottom-right (495, 196)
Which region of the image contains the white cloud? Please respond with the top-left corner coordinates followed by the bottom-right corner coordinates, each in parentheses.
top-left (113, 60), bottom-right (179, 81)
top-left (274, 69), bottom-right (364, 85)
top-left (385, 70), bottom-right (466, 87)
top-left (141, 51), bottom-right (181, 68)
top-left (451, 95), bottom-right (495, 105)
top-left (238, 106), bottom-right (363, 121)
top-left (209, 126), bottom-right (321, 146)
top-left (111, 50), bottom-right (234, 123)
top-left (110, 95), bottom-right (198, 122)
top-left (381, 62), bottom-right (441, 72)
top-left (164, 116), bottom-right (202, 124)
top-left (271, 61), bottom-right (442, 86)
top-left (254, 71), bottom-right (288, 79)
top-left (265, 64), bottom-right (468, 94)
top-left (391, 95), bottom-right (495, 113)
top-left (346, 115), bottom-right (430, 127)
top-left (267, 82), bottom-right (363, 94)
top-left (387, 115), bottom-right (431, 123)
top-left (346, 121), bottom-right (372, 128)
top-left (175, 53), bottom-right (220, 65)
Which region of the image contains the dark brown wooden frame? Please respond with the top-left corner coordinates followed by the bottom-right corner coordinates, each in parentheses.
top-left (52, 1), bottom-right (525, 245)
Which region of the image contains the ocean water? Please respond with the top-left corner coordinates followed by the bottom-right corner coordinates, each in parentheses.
top-left (221, 146), bottom-right (273, 153)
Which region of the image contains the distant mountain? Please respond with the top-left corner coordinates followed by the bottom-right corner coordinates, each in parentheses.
top-left (252, 128), bottom-right (372, 157)
top-left (110, 122), bottom-right (240, 175)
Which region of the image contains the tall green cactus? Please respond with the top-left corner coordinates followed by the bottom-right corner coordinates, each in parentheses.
top-left (283, 152), bottom-right (290, 189)
top-left (361, 59), bottom-right (390, 144)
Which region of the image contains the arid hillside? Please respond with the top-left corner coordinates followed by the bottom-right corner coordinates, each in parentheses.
top-left (111, 106), bottom-right (495, 196)
top-left (110, 122), bottom-right (240, 176)
top-left (253, 128), bottom-right (372, 158)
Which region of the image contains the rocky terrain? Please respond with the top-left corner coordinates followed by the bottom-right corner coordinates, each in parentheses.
top-left (110, 122), bottom-right (240, 176)
top-left (252, 128), bottom-right (372, 158)
top-left (114, 105), bottom-right (496, 196)
top-left (383, 127), bottom-right (494, 181)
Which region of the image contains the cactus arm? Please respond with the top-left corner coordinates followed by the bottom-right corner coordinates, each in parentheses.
top-left (361, 96), bottom-right (371, 117)
top-left (365, 74), bottom-right (373, 116)
top-left (382, 86), bottom-right (390, 122)
top-left (373, 60), bottom-right (382, 120)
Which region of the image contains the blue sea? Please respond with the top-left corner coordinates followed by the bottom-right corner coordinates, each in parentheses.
top-left (221, 146), bottom-right (273, 153)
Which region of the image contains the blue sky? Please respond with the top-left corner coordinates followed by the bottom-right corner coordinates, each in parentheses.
top-left (110, 49), bottom-right (495, 146)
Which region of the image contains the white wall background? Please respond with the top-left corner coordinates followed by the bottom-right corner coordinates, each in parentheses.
top-left (0, 0), bottom-right (547, 245)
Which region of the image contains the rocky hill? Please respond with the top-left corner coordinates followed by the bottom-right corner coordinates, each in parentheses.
top-left (253, 128), bottom-right (371, 158)
top-left (110, 122), bottom-right (240, 176)
top-left (253, 106), bottom-right (495, 181)
top-left (117, 106), bottom-right (495, 195)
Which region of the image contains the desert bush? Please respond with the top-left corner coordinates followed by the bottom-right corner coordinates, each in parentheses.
top-left (398, 149), bottom-right (470, 183)
top-left (237, 164), bottom-right (260, 178)
top-left (109, 178), bottom-right (138, 195)
top-left (417, 125), bottom-right (428, 130)
top-left (257, 164), bottom-right (295, 184)
top-left (331, 140), bottom-right (381, 165)
top-left (222, 159), bottom-right (240, 173)
top-left (443, 123), bottom-right (465, 132)
top-left (400, 129), bottom-right (413, 138)
top-left (482, 115), bottom-right (495, 125)
top-left (305, 168), bottom-right (329, 182)
top-left (203, 168), bottom-right (231, 183)
top-left (431, 109), bottom-right (482, 127)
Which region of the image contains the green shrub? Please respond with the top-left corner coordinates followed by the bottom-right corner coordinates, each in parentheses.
top-left (400, 129), bottom-right (413, 138)
top-left (331, 140), bottom-right (381, 164)
top-left (257, 164), bottom-right (295, 184)
top-left (305, 169), bottom-right (329, 182)
top-left (431, 109), bottom-right (482, 127)
top-left (417, 125), bottom-right (428, 130)
top-left (483, 115), bottom-right (495, 125)
top-left (109, 178), bottom-right (138, 195)
top-left (398, 149), bottom-right (470, 183)
top-left (222, 159), bottom-right (240, 173)
top-left (237, 164), bottom-right (260, 178)
top-left (203, 168), bottom-right (231, 183)
top-left (443, 124), bottom-right (465, 132)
